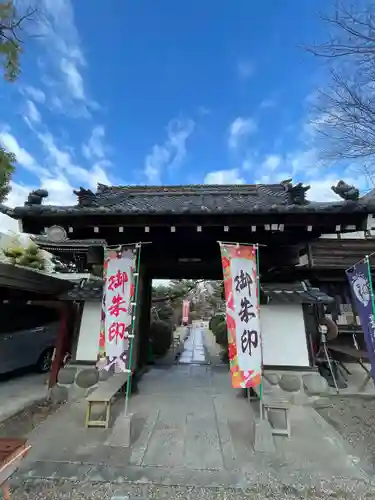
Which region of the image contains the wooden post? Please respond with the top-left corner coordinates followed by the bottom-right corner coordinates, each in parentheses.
top-left (48, 303), bottom-right (69, 390)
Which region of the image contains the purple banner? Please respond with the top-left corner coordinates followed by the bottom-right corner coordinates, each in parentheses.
top-left (346, 260), bottom-right (375, 381)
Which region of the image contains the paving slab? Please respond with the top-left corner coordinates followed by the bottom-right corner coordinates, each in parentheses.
top-left (9, 328), bottom-right (373, 492)
top-left (0, 373), bottom-right (48, 422)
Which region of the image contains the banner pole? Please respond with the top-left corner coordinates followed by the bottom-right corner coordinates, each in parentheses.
top-left (124, 243), bottom-right (142, 417)
top-left (256, 244), bottom-right (264, 420)
top-left (346, 251), bottom-right (375, 272)
top-left (218, 240), bottom-right (267, 247)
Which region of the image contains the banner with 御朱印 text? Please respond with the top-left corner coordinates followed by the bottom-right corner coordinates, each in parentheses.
top-left (97, 246), bottom-right (136, 372)
top-left (219, 243), bottom-right (262, 388)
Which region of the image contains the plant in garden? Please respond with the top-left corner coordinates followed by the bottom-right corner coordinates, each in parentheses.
top-left (210, 314), bottom-right (225, 336)
top-left (149, 320), bottom-right (173, 357)
top-left (3, 242), bottom-right (46, 270)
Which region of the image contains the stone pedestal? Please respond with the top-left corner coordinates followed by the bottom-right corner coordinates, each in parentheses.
top-left (254, 419), bottom-right (275, 453)
top-left (106, 413), bottom-right (134, 448)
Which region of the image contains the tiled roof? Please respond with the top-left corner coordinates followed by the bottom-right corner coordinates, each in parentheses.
top-left (59, 278), bottom-right (104, 301)
top-left (59, 279), bottom-right (333, 304)
top-left (263, 282), bottom-right (333, 305)
top-left (32, 236), bottom-right (107, 248)
top-left (1, 180), bottom-right (373, 218)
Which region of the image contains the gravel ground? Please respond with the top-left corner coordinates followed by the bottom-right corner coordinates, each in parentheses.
top-left (8, 478), bottom-right (375, 500)
top-left (316, 396), bottom-right (375, 472)
top-left (0, 399), bottom-right (62, 438)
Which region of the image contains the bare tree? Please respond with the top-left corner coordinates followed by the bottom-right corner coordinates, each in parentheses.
top-left (307, 1), bottom-right (375, 164)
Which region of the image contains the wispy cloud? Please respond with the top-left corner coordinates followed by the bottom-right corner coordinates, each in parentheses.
top-left (60, 58), bottom-right (85, 101)
top-left (260, 98), bottom-right (276, 109)
top-left (36, 131), bottom-right (111, 190)
top-left (262, 154), bottom-right (281, 172)
top-left (82, 126), bottom-right (106, 160)
top-left (204, 168), bottom-right (245, 185)
top-left (0, 130), bottom-right (49, 177)
top-left (228, 117), bottom-right (257, 149)
top-left (22, 85), bottom-right (46, 104)
top-left (237, 59), bottom-right (254, 80)
top-left (25, 100), bottom-right (41, 124)
top-left (144, 118), bottom-right (195, 184)
top-left (26, 0), bottom-right (94, 115)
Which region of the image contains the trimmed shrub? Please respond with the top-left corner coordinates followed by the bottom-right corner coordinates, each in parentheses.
top-left (150, 320), bottom-right (173, 357)
top-left (210, 314), bottom-right (225, 333)
top-left (189, 310), bottom-right (200, 323)
top-left (214, 321), bottom-right (228, 347)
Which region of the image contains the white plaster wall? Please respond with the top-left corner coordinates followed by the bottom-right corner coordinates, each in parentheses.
top-left (260, 304), bottom-right (310, 367)
top-left (75, 302), bottom-right (102, 362)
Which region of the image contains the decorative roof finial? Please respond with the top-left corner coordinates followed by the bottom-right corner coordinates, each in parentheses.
top-left (73, 187), bottom-right (96, 207)
top-left (331, 180), bottom-right (359, 201)
top-left (280, 179), bottom-right (310, 205)
top-left (24, 189), bottom-right (48, 206)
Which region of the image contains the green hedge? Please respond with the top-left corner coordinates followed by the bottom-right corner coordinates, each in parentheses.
top-left (150, 320), bottom-right (173, 357)
top-left (214, 321), bottom-right (228, 347)
top-left (210, 314), bottom-right (225, 333)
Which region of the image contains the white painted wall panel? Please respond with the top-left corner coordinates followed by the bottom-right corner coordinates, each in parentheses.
top-left (75, 302), bottom-right (102, 361)
top-left (260, 304), bottom-right (310, 367)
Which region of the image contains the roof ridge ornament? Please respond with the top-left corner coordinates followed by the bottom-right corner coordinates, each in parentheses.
top-left (73, 187), bottom-right (97, 207)
top-left (280, 179), bottom-right (310, 205)
top-left (96, 183), bottom-right (111, 194)
top-left (24, 189), bottom-right (48, 206)
top-left (331, 180), bottom-right (359, 201)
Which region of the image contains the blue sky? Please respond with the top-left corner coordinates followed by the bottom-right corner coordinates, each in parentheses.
top-left (0, 0), bottom-right (368, 232)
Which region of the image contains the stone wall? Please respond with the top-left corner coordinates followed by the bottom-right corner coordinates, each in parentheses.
top-left (50, 363), bottom-right (107, 403)
top-left (264, 370), bottom-right (329, 404)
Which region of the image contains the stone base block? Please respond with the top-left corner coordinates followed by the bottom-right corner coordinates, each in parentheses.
top-left (106, 412), bottom-right (133, 448)
top-left (254, 419), bottom-right (275, 453)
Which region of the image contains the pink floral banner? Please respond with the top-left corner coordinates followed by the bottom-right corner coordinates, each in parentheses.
top-left (97, 246), bottom-right (136, 372)
top-left (219, 243), bottom-right (262, 388)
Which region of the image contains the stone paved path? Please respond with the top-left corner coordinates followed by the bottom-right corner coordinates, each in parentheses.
top-left (178, 327), bottom-right (206, 364)
top-left (9, 329), bottom-right (373, 494)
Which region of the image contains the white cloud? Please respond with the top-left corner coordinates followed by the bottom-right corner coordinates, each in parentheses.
top-left (237, 60), bottom-right (254, 79)
top-left (228, 117), bottom-right (257, 149)
top-left (0, 131), bottom-right (49, 177)
top-left (40, 0), bottom-right (84, 64)
top-left (25, 100), bottom-right (41, 123)
top-left (37, 131), bottom-right (111, 190)
top-left (60, 58), bottom-right (85, 101)
top-left (82, 125), bottom-right (106, 160)
top-left (204, 168), bottom-right (245, 185)
top-left (28, 0), bottom-right (91, 112)
top-left (0, 181), bottom-right (31, 233)
top-left (22, 85), bottom-right (46, 104)
top-left (262, 155), bottom-right (281, 172)
top-left (144, 118), bottom-right (195, 184)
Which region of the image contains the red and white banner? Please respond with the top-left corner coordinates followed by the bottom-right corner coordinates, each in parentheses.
top-left (219, 243), bottom-right (262, 389)
top-left (97, 247), bottom-right (136, 372)
top-left (182, 300), bottom-right (190, 324)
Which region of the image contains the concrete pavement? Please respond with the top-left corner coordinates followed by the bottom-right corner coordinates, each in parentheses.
top-left (0, 372), bottom-right (48, 422)
top-left (9, 329), bottom-right (373, 494)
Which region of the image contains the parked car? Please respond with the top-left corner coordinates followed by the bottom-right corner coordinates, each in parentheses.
top-left (0, 303), bottom-right (59, 375)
